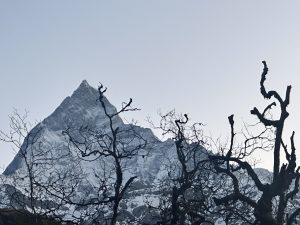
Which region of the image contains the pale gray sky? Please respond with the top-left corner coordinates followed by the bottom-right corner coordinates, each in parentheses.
top-left (1, 1), bottom-right (300, 170)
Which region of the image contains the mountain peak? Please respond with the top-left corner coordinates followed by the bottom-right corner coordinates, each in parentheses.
top-left (78, 80), bottom-right (91, 89)
top-left (72, 80), bottom-right (96, 98)
top-left (4, 79), bottom-right (124, 174)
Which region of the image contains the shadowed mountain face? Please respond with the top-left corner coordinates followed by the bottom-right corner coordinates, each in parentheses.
top-left (0, 208), bottom-right (74, 225)
top-left (3, 80), bottom-right (170, 183)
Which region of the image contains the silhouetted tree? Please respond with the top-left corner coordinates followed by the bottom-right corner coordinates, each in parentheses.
top-left (209, 61), bottom-right (300, 225)
top-left (63, 84), bottom-right (147, 225)
top-left (147, 111), bottom-right (217, 225)
top-left (0, 111), bottom-right (79, 225)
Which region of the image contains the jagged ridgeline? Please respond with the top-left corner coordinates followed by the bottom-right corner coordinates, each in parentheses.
top-left (2, 80), bottom-right (209, 225)
top-left (4, 81), bottom-right (163, 179)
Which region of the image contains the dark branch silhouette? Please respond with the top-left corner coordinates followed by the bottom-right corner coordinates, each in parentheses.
top-left (209, 61), bottom-right (300, 225)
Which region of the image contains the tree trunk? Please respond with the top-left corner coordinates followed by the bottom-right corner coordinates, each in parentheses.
top-left (255, 192), bottom-right (277, 225)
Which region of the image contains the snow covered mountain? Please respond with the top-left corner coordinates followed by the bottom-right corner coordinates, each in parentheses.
top-left (4, 80), bottom-right (173, 181)
top-left (1, 80), bottom-right (181, 224)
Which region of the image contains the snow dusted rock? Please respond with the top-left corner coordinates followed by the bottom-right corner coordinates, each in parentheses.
top-left (4, 80), bottom-right (169, 182)
top-left (1, 80), bottom-right (180, 223)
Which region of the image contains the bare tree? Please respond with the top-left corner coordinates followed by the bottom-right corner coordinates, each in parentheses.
top-left (63, 84), bottom-right (147, 225)
top-left (209, 61), bottom-right (300, 225)
top-left (0, 111), bottom-right (78, 225)
top-left (148, 111), bottom-right (217, 225)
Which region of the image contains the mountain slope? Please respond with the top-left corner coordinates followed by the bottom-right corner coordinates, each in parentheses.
top-left (4, 81), bottom-right (169, 179)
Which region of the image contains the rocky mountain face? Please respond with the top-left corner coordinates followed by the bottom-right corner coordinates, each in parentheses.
top-left (2, 80), bottom-right (180, 224)
top-left (4, 81), bottom-right (172, 180)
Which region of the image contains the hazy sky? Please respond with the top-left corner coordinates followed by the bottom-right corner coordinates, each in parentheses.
top-left (1, 1), bottom-right (300, 170)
